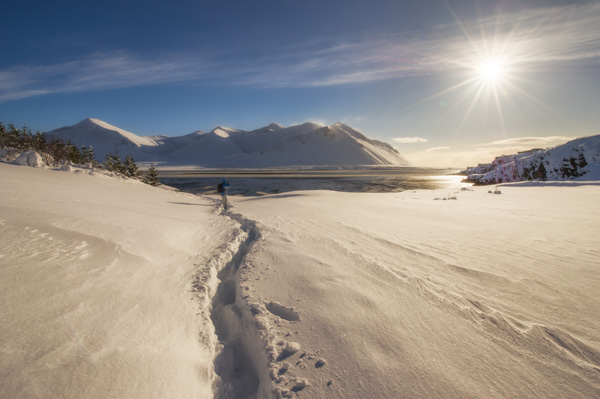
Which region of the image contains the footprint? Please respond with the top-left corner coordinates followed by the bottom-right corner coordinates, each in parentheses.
top-left (291, 378), bottom-right (308, 392)
top-left (277, 342), bottom-right (301, 361)
top-left (266, 301), bottom-right (300, 322)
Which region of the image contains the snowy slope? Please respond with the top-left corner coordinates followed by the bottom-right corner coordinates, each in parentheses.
top-left (43, 119), bottom-right (410, 167)
top-left (463, 134), bottom-right (600, 184)
top-left (166, 126), bottom-right (246, 164)
top-left (0, 163), bottom-right (237, 398)
top-left (147, 131), bottom-right (207, 155)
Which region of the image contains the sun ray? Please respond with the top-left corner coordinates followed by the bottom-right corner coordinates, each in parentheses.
top-left (491, 84), bottom-right (507, 133)
top-left (503, 79), bottom-right (552, 112)
top-left (445, 77), bottom-right (486, 112)
top-left (458, 82), bottom-right (487, 131)
top-left (501, 80), bottom-right (566, 128)
top-left (443, 0), bottom-right (479, 53)
top-left (400, 76), bottom-right (480, 112)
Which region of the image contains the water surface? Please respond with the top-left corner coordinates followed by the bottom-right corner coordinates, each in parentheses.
top-left (159, 168), bottom-right (470, 196)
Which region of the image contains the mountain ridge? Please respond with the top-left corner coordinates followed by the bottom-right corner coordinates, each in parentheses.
top-left (44, 118), bottom-right (411, 167)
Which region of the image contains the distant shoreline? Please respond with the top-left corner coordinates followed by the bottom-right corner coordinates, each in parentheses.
top-left (157, 167), bottom-right (461, 179)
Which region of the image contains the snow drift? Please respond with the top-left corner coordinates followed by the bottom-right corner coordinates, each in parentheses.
top-left (44, 118), bottom-right (410, 167)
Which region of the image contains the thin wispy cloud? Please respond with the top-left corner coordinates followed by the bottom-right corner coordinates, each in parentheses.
top-left (475, 136), bottom-right (573, 148)
top-left (0, 52), bottom-right (208, 102)
top-left (1, 2), bottom-right (599, 101)
top-left (393, 137), bottom-right (428, 144)
top-left (467, 136), bottom-right (576, 161)
top-left (423, 146), bottom-right (451, 153)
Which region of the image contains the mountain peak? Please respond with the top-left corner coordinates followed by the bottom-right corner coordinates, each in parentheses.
top-left (211, 126), bottom-right (240, 138)
top-left (297, 121), bottom-right (324, 130)
top-left (75, 118), bottom-right (129, 134)
top-left (75, 117), bottom-right (104, 127)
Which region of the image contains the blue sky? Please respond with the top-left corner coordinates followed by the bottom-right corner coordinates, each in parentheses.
top-left (1, 0), bottom-right (599, 167)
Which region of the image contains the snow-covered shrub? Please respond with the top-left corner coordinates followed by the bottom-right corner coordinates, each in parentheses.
top-left (0, 147), bottom-right (21, 163)
top-left (14, 150), bottom-right (46, 168)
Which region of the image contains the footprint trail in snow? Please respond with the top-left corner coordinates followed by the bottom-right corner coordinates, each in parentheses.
top-left (205, 207), bottom-right (329, 398)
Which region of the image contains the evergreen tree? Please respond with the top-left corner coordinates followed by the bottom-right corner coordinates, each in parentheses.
top-left (124, 154), bottom-right (140, 178)
top-left (67, 141), bottom-right (81, 164)
top-left (113, 152), bottom-right (124, 174)
top-left (105, 152), bottom-right (115, 171)
top-left (144, 164), bottom-right (160, 186)
top-left (104, 152), bottom-right (126, 174)
top-left (49, 138), bottom-right (68, 164)
top-left (88, 146), bottom-right (100, 168)
top-left (22, 127), bottom-right (34, 150)
top-left (7, 124), bottom-right (19, 148)
top-left (80, 145), bottom-right (90, 164)
top-left (0, 122), bottom-right (5, 148)
top-left (33, 132), bottom-right (47, 153)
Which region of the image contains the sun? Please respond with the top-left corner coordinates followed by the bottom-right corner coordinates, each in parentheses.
top-left (477, 58), bottom-right (507, 83)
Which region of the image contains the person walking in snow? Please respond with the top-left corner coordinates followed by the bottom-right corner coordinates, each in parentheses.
top-left (218, 179), bottom-right (231, 210)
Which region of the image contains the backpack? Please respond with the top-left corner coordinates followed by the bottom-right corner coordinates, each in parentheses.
top-left (217, 183), bottom-right (224, 193)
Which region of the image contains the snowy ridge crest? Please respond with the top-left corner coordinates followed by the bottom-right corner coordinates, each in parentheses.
top-left (463, 134), bottom-right (600, 184)
top-left (44, 118), bottom-right (410, 167)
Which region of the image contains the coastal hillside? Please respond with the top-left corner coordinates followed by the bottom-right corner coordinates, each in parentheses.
top-left (463, 134), bottom-right (600, 184)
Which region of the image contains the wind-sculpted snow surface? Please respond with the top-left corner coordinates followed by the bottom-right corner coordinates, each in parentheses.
top-left (233, 186), bottom-right (600, 398)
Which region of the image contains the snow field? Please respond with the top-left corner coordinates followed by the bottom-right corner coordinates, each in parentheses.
top-left (2, 161), bottom-right (599, 399)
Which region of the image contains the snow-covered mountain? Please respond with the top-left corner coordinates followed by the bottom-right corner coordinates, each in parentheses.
top-left (44, 118), bottom-right (167, 162)
top-left (462, 134), bottom-right (600, 184)
top-left (44, 118), bottom-right (410, 167)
